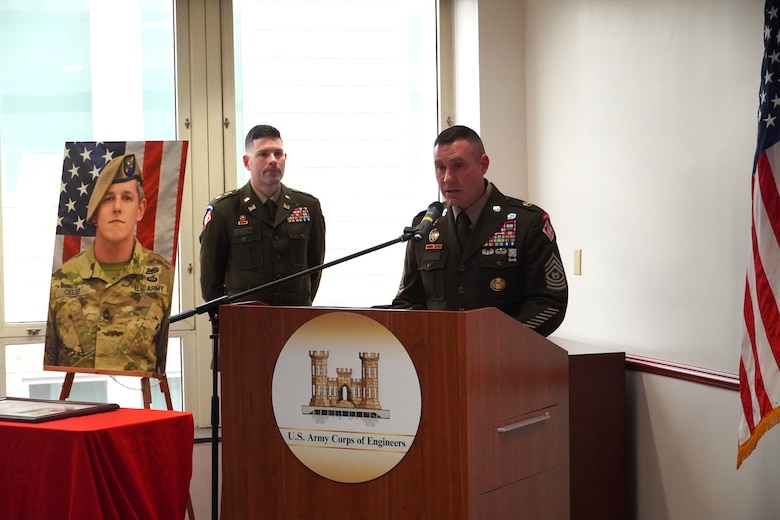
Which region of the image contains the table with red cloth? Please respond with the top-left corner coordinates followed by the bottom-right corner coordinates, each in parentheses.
top-left (0, 407), bottom-right (194, 520)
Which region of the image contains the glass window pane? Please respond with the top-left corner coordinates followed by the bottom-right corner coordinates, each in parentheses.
top-left (0, 0), bottom-right (177, 323)
top-left (232, 0), bottom-right (440, 307)
top-left (4, 340), bottom-right (183, 411)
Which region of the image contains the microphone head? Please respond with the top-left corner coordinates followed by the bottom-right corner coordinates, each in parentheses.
top-left (428, 201), bottom-right (444, 218)
top-left (413, 201), bottom-right (444, 241)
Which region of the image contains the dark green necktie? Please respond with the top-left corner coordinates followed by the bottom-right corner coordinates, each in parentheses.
top-left (265, 199), bottom-right (276, 220)
top-left (456, 211), bottom-right (471, 248)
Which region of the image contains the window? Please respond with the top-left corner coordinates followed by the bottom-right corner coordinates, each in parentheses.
top-left (0, 0), bottom-right (441, 422)
top-left (232, 0), bottom-right (440, 307)
top-left (0, 0), bottom-right (184, 410)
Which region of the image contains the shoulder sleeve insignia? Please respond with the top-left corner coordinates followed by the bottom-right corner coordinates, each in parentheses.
top-left (202, 204), bottom-right (213, 227)
top-left (541, 213), bottom-right (555, 241)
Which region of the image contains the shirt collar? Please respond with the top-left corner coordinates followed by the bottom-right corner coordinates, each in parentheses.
top-left (454, 181), bottom-right (492, 224)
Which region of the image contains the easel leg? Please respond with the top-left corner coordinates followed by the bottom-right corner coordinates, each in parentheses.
top-left (59, 372), bottom-right (75, 400)
top-left (158, 374), bottom-right (174, 411)
top-left (141, 377), bottom-right (152, 409)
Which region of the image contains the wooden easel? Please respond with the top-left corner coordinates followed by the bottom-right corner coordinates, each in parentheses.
top-left (59, 370), bottom-right (196, 520)
top-left (58, 370), bottom-right (174, 410)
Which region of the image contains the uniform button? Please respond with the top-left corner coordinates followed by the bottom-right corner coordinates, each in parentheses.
top-left (276, 273), bottom-right (283, 279)
top-left (275, 254), bottom-right (281, 261)
top-left (457, 286), bottom-right (466, 295)
top-left (273, 235), bottom-right (280, 241)
top-left (459, 264), bottom-right (467, 272)
top-left (496, 261), bottom-right (503, 267)
top-left (426, 263), bottom-right (432, 269)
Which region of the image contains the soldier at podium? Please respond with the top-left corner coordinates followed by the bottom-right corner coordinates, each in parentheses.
top-left (392, 125), bottom-right (568, 337)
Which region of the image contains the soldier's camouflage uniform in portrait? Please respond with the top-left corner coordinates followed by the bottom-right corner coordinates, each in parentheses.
top-left (44, 153), bottom-right (175, 373)
top-left (45, 241), bottom-right (174, 372)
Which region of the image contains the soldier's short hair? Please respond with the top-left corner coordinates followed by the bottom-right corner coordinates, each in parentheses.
top-left (434, 125), bottom-right (486, 158)
top-left (86, 154), bottom-right (144, 221)
top-left (244, 124), bottom-right (282, 151)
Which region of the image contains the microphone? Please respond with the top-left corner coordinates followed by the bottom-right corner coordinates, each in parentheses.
top-left (413, 201), bottom-right (444, 241)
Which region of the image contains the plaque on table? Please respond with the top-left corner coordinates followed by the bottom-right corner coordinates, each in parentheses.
top-left (0, 397), bottom-right (119, 423)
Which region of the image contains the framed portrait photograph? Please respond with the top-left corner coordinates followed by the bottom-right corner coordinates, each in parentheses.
top-left (0, 397), bottom-right (119, 423)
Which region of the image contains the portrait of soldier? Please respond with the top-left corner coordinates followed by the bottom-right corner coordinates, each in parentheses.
top-left (44, 153), bottom-right (175, 373)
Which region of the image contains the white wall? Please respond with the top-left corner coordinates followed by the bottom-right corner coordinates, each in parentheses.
top-left (453, 0), bottom-right (780, 517)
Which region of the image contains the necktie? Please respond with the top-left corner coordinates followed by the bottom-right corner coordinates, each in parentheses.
top-left (265, 199), bottom-right (276, 220)
top-left (456, 211), bottom-right (471, 248)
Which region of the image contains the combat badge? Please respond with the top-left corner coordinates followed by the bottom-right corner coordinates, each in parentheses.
top-left (490, 277), bottom-right (507, 292)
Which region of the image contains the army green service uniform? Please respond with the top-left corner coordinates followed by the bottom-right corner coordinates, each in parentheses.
top-left (45, 240), bottom-right (175, 372)
top-left (392, 183), bottom-right (568, 337)
top-left (199, 182), bottom-right (326, 305)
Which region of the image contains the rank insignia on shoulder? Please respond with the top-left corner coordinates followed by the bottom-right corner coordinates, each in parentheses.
top-left (213, 189), bottom-right (238, 202)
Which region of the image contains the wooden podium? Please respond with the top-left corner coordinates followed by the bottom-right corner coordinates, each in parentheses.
top-left (220, 305), bottom-right (570, 519)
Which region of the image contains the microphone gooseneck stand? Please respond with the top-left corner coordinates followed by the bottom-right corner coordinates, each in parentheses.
top-left (169, 205), bottom-right (440, 520)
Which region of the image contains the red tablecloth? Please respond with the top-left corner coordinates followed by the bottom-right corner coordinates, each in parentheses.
top-left (0, 407), bottom-right (194, 520)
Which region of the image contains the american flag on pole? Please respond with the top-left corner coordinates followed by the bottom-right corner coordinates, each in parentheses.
top-left (53, 141), bottom-right (188, 270)
top-left (738, 0), bottom-right (780, 468)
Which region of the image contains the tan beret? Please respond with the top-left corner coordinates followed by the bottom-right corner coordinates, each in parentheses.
top-left (86, 154), bottom-right (143, 221)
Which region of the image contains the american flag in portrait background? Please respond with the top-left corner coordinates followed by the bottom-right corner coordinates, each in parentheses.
top-left (53, 141), bottom-right (188, 270)
top-left (738, 0), bottom-right (780, 468)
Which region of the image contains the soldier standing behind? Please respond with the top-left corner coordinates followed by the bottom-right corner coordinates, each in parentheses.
top-left (199, 124), bottom-right (326, 306)
top-left (45, 154), bottom-right (175, 373)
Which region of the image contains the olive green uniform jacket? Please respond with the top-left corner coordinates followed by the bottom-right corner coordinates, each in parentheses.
top-left (392, 183), bottom-right (568, 337)
top-left (45, 240), bottom-right (174, 373)
top-left (199, 182), bottom-right (326, 305)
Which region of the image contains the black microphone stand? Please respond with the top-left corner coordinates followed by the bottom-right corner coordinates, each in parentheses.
top-left (169, 225), bottom-right (420, 520)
